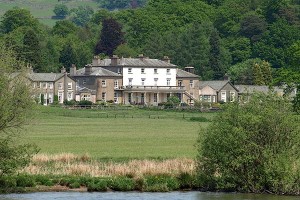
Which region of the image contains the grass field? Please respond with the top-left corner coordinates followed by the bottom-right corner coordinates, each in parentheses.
top-left (22, 106), bottom-right (215, 160)
top-left (0, 0), bottom-right (99, 27)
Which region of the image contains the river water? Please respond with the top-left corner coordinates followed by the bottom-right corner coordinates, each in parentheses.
top-left (0, 191), bottom-right (299, 200)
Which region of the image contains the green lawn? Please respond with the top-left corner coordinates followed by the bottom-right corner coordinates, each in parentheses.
top-left (23, 106), bottom-right (214, 160)
top-left (0, 0), bottom-right (99, 27)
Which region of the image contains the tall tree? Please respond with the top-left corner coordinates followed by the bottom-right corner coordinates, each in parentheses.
top-left (22, 29), bottom-right (42, 71)
top-left (70, 6), bottom-right (94, 27)
top-left (94, 18), bottom-right (124, 56)
top-left (0, 42), bottom-right (39, 176)
top-left (240, 13), bottom-right (267, 43)
top-left (53, 4), bottom-right (69, 18)
top-left (209, 28), bottom-right (230, 80)
top-left (253, 62), bottom-right (265, 85)
top-left (0, 8), bottom-right (39, 34)
top-left (59, 42), bottom-right (78, 71)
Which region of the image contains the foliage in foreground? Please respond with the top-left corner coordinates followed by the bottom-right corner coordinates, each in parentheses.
top-left (0, 42), bottom-right (39, 176)
top-left (0, 173), bottom-right (199, 193)
top-left (197, 92), bottom-right (300, 195)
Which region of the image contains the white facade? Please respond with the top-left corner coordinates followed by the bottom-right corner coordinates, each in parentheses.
top-left (123, 67), bottom-right (177, 87)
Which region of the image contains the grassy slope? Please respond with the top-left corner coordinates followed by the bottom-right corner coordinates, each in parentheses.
top-left (23, 106), bottom-right (214, 160)
top-left (0, 0), bottom-right (99, 27)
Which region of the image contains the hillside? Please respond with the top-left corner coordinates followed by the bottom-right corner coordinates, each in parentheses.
top-left (0, 0), bottom-right (99, 26)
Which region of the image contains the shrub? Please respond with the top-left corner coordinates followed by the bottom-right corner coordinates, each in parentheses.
top-left (144, 175), bottom-right (179, 192)
top-left (0, 176), bottom-right (17, 188)
top-left (189, 117), bottom-right (210, 122)
top-left (34, 175), bottom-right (54, 186)
top-left (197, 92), bottom-right (300, 194)
top-left (63, 99), bottom-right (77, 106)
top-left (16, 174), bottom-right (36, 187)
top-left (177, 172), bottom-right (194, 189)
top-left (78, 100), bottom-right (93, 106)
top-left (111, 177), bottom-right (135, 191)
top-left (69, 182), bottom-right (81, 189)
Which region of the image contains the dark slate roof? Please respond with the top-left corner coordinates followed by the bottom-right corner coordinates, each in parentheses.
top-left (27, 73), bottom-right (64, 82)
top-left (235, 85), bottom-right (284, 94)
top-left (75, 67), bottom-right (121, 77)
top-left (176, 69), bottom-right (199, 78)
top-left (200, 80), bottom-right (232, 90)
top-left (93, 58), bottom-right (176, 68)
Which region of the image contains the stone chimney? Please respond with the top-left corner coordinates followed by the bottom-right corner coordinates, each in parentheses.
top-left (111, 55), bottom-right (119, 66)
top-left (162, 56), bottom-right (170, 63)
top-left (61, 67), bottom-right (66, 74)
top-left (138, 54), bottom-right (145, 61)
top-left (224, 74), bottom-right (230, 81)
top-left (70, 64), bottom-right (77, 76)
top-left (185, 66), bottom-right (195, 74)
top-left (27, 63), bottom-right (33, 74)
top-left (85, 64), bottom-right (92, 75)
top-left (92, 56), bottom-right (100, 66)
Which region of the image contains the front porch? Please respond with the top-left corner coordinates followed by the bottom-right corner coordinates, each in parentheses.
top-left (121, 86), bottom-right (185, 105)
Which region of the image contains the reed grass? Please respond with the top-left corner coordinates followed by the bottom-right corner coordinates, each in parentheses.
top-left (22, 153), bottom-right (195, 178)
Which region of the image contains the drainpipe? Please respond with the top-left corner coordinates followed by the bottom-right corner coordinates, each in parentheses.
top-left (64, 72), bottom-right (68, 102)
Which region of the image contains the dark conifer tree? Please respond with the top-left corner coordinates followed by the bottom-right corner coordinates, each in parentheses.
top-left (94, 18), bottom-right (124, 56)
top-left (23, 29), bottom-right (42, 71)
top-left (209, 29), bottom-right (223, 80)
top-left (59, 42), bottom-right (78, 72)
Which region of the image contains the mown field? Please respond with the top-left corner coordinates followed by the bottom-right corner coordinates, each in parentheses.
top-left (22, 106), bottom-right (215, 160)
top-left (0, 0), bottom-right (99, 27)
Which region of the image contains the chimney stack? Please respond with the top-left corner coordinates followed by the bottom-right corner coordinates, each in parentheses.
top-left (85, 64), bottom-right (92, 75)
top-left (92, 56), bottom-right (100, 66)
top-left (138, 54), bottom-right (145, 61)
top-left (162, 56), bottom-right (170, 63)
top-left (70, 64), bottom-right (77, 76)
top-left (111, 55), bottom-right (119, 66)
top-left (61, 67), bottom-right (66, 74)
top-left (184, 66), bottom-right (195, 74)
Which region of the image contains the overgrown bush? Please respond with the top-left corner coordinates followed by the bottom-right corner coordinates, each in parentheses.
top-left (63, 99), bottom-right (77, 106)
top-left (78, 100), bottom-right (93, 106)
top-left (197, 92), bottom-right (300, 194)
top-left (144, 175), bottom-right (180, 192)
top-left (190, 117), bottom-right (210, 122)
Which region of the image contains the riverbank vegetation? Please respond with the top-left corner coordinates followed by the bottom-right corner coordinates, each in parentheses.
top-left (197, 92), bottom-right (300, 195)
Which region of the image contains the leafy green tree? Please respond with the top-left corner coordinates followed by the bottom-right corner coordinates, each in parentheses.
top-left (114, 43), bottom-right (137, 57)
top-left (240, 13), bottom-right (267, 43)
top-left (0, 8), bottom-right (39, 34)
top-left (262, 0), bottom-right (287, 23)
top-left (225, 37), bottom-right (251, 64)
top-left (0, 42), bottom-right (39, 176)
top-left (70, 6), bottom-right (94, 27)
top-left (253, 62), bottom-right (265, 85)
top-left (95, 18), bottom-right (124, 56)
top-left (52, 20), bottom-right (78, 37)
top-left (209, 28), bottom-right (231, 80)
top-left (252, 19), bottom-right (300, 68)
top-left (197, 92), bottom-right (300, 194)
top-left (293, 84), bottom-right (300, 114)
top-left (59, 41), bottom-right (78, 71)
top-left (22, 28), bottom-right (42, 71)
top-left (227, 58), bottom-right (262, 85)
top-left (53, 4), bottom-right (69, 18)
top-left (90, 9), bottom-right (111, 25)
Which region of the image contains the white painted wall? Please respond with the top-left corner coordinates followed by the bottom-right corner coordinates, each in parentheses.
top-left (123, 67), bottom-right (177, 86)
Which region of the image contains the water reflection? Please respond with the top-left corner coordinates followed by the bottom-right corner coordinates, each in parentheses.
top-left (0, 191), bottom-right (299, 200)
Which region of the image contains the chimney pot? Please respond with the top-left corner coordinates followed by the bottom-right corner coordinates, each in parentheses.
top-left (163, 56), bottom-right (170, 63)
top-left (61, 67), bottom-right (66, 73)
